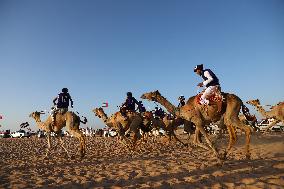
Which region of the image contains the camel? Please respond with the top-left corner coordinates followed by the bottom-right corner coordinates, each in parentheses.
top-left (93, 107), bottom-right (189, 147)
top-left (142, 111), bottom-right (189, 146)
top-left (93, 107), bottom-right (144, 148)
top-left (29, 111), bottom-right (87, 158)
top-left (141, 90), bottom-right (254, 160)
top-left (246, 99), bottom-right (284, 132)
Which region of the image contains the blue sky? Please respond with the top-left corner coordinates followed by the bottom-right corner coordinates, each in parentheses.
top-left (0, 0), bottom-right (283, 131)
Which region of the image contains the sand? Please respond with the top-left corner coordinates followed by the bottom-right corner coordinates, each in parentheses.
top-left (0, 131), bottom-right (283, 189)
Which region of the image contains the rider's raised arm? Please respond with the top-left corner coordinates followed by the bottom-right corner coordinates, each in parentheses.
top-left (68, 93), bottom-right (74, 107)
top-left (53, 96), bottom-right (58, 105)
top-left (133, 97), bottom-right (141, 108)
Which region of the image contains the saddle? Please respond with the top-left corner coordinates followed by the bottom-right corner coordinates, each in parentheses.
top-left (196, 90), bottom-right (224, 112)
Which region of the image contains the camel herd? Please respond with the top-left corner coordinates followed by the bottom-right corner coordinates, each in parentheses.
top-left (29, 90), bottom-right (283, 162)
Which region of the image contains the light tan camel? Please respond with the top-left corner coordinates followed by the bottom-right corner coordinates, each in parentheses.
top-left (246, 99), bottom-right (284, 132)
top-left (93, 107), bottom-right (144, 148)
top-left (141, 90), bottom-right (254, 160)
top-left (29, 111), bottom-right (86, 158)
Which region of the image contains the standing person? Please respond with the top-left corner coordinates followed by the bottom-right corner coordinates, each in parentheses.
top-left (51, 88), bottom-right (73, 126)
top-left (194, 64), bottom-right (221, 104)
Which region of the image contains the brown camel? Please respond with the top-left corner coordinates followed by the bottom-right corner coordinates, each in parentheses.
top-left (92, 107), bottom-right (144, 148)
top-left (141, 90), bottom-right (254, 160)
top-left (29, 111), bottom-right (87, 158)
top-left (142, 111), bottom-right (188, 146)
top-left (246, 99), bottom-right (284, 132)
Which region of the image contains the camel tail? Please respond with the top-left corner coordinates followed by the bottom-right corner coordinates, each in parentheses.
top-left (241, 103), bottom-right (255, 122)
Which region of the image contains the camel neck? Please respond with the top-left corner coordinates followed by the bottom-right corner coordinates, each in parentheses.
top-left (155, 95), bottom-right (178, 116)
top-left (99, 111), bottom-right (109, 123)
top-left (255, 105), bottom-right (272, 118)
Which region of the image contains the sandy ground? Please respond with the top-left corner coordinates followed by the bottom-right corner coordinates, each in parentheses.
top-left (0, 131), bottom-right (283, 189)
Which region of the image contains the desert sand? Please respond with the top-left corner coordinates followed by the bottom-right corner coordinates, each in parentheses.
top-left (0, 131), bottom-right (283, 189)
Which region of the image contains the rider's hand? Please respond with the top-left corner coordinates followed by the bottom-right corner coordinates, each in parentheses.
top-left (197, 82), bottom-right (203, 87)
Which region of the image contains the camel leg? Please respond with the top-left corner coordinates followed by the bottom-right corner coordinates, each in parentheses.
top-left (68, 129), bottom-right (86, 158)
top-left (128, 118), bottom-right (143, 150)
top-left (170, 129), bottom-right (187, 146)
top-left (59, 136), bottom-right (70, 158)
top-left (226, 116), bottom-right (251, 159)
top-left (45, 133), bottom-right (52, 158)
top-left (193, 128), bottom-right (203, 147)
top-left (223, 123), bottom-right (237, 158)
top-left (116, 125), bottom-right (132, 147)
top-left (199, 125), bottom-right (219, 157)
top-left (192, 117), bottom-right (219, 158)
top-left (264, 120), bottom-right (279, 133)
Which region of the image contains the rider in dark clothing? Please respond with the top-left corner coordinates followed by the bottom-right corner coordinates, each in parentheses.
top-left (153, 107), bottom-right (165, 119)
top-left (121, 92), bottom-right (142, 118)
top-left (51, 88), bottom-right (73, 126)
top-left (122, 92), bottom-right (140, 111)
top-left (53, 88), bottom-right (73, 110)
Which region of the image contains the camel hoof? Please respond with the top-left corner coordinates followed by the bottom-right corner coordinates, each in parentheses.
top-left (245, 153), bottom-right (251, 160)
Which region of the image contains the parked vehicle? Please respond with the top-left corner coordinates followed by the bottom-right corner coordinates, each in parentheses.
top-left (0, 130), bottom-right (11, 138)
top-left (257, 119), bottom-right (284, 132)
top-left (10, 130), bottom-right (30, 138)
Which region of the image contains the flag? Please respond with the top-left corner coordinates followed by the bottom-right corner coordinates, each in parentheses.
top-left (102, 102), bottom-right (108, 107)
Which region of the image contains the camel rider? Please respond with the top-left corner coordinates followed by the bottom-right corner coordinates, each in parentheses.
top-left (51, 88), bottom-right (73, 126)
top-left (178, 95), bottom-right (186, 107)
top-left (137, 101), bottom-right (146, 113)
top-left (121, 92), bottom-right (142, 118)
top-left (153, 107), bottom-right (165, 119)
top-left (194, 64), bottom-right (222, 111)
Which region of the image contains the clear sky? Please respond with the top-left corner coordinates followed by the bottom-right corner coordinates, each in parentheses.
top-left (0, 0), bottom-right (283, 131)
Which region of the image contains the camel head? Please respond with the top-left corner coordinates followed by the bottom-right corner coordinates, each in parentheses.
top-left (92, 107), bottom-right (107, 120)
top-left (29, 111), bottom-right (45, 122)
top-left (141, 90), bottom-right (161, 102)
top-left (246, 99), bottom-right (260, 106)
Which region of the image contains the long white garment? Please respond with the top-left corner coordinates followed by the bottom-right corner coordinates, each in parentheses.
top-left (200, 85), bottom-right (220, 105)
